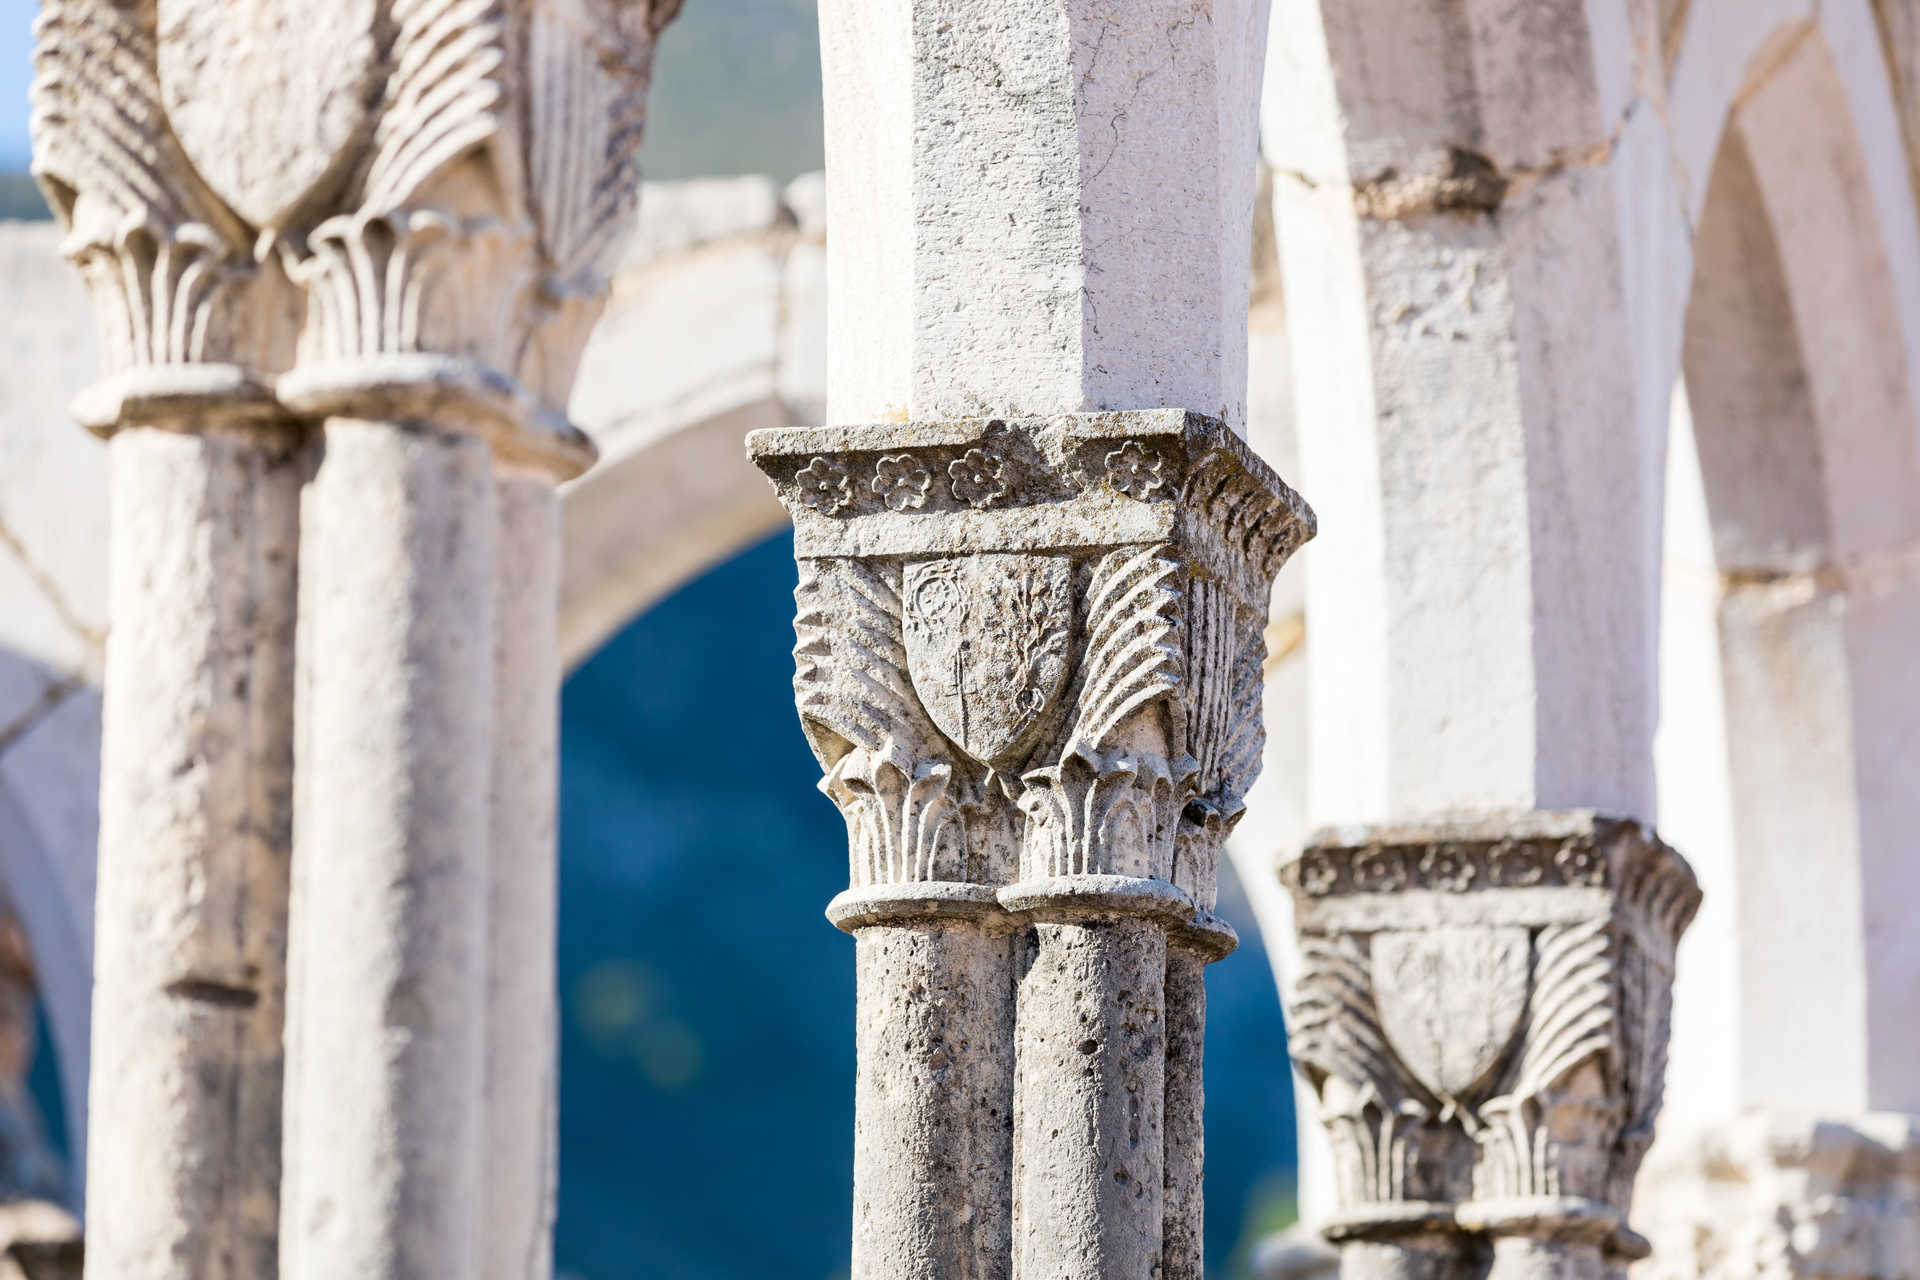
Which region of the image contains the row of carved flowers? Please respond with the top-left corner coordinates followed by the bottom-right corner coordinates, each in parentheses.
top-left (793, 440), bottom-right (1171, 515)
top-left (1296, 837), bottom-right (1608, 897)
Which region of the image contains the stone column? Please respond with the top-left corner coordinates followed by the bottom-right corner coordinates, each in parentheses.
top-left (1165, 914), bottom-right (1239, 1280)
top-left (30, 5), bottom-right (302, 1274)
top-left (1283, 814), bottom-right (1700, 1280)
top-left (810, 2), bottom-right (1285, 1271)
top-left (755, 413), bottom-right (1313, 1277)
top-left (260, 4), bottom-right (679, 1275)
top-left (29, 2), bottom-right (679, 1274)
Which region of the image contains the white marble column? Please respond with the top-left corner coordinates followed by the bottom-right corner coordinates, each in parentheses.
top-left (31, 5), bottom-right (303, 1272)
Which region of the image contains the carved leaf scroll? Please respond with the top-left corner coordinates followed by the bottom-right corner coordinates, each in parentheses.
top-left (362, 0), bottom-right (513, 218)
top-left (1066, 543), bottom-right (1187, 758)
top-left (794, 559), bottom-right (970, 886)
top-left (31, 0), bottom-right (263, 372)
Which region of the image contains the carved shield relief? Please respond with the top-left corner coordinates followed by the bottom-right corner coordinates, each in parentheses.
top-left (157, 0), bottom-right (379, 228)
top-left (1371, 927), bottom-right (1529, 1102)
top-left (903, 555), bottom-right (1072, 767)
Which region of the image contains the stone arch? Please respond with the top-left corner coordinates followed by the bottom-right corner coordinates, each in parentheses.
top-left (1656, 19), bottom-right (1920, 1133)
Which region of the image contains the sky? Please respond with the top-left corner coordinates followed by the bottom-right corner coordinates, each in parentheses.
top-left (0, 1), bottom-right (828, 181)
top-left (2, 6), bottom-right (30, 171)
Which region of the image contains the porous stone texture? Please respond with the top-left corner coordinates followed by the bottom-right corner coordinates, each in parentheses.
top-left (1283, 813), bottom-right (1700, 1280)
top-left (851, 923), bottom-right (1013, 1278)
top-left (87, 426), bottom-right (299, 1279)
top-left (817, 0), bottom-right (1273, 433)
top-left (1634, 1110), bottom-right (1920, 1280)
top-left (756, 409), bottom-right (1311, 1276)
top-left (484, 475), bottom-right (562, 1280)
top-left (32, 0), bottom-right (682, 1273)
top-left (1014, 919), bottom-right (1169, 1279)
top-left (284, 424), bottom-right (495, 1279)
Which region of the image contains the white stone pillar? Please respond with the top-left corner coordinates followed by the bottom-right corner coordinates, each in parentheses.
top-left (31, 2), bottom-right (679, 1273)
top-left (1260, 4), bottom-right (1697, 1273)
top-left (263, 1), bottom-right (679, 1271)
top-left (30, 4), bottom-right (302, 1272)
top-left (812, 3), bottom-right (1283, 1270)
top-left (284, 419), bottom-right (496, 1276)
top-left (483, 471), bottom-right (562, 1280)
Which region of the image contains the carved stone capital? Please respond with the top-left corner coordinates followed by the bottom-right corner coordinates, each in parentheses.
top-left (1634, 1110), bottom-right (1920, 1280)
top-left (754, 411), bottom-right (1315, 918)
top-left (34, 0), bottom-right (683, 469)
top-left (1282, 812), bottom-right (1701, 1269)
top-left (30, 0), bottom-right (297, 432)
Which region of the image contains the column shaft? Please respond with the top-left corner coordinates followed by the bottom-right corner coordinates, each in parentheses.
top-left (1339, 1238), bottom-right (1474, 1280)
top-left (282, 421), bottom-right (494, 1279)
top-left (483, 475), bottom-right (561, 1280)
top-left (88, 423), bottom-right (299, 1279)
top-left (851, 922), bottom-right (1013, 1280)
top-left (1162, 945), bottom-right (1208, 1280)
top-left (1014, 919), bottom-right (1168, 1280)
top-left (1487, 1238), bottom-right (1614, 1280)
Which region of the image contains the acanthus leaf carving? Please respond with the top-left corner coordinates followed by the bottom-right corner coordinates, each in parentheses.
top-left (1017, 543), bottom-right (1194, 883)
top-left (30, 0), bottom-right (286, 384)
top-left (794, 558), bottom-right (978, 888)
top-left (754, 413), bottom-right (1314, 902)
top-left (1283, 814), bottom-right (1700, 1256)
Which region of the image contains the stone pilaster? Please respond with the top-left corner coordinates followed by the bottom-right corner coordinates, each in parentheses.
top-left (1283, 813), bottom-right (1701, 1280)
top-left (30, 4), bottom-right (301, 1275)
top-left (755, 410), bottom-right (1313, 1278)
top-left (1633, 1110), bottom-right (1920, 1280)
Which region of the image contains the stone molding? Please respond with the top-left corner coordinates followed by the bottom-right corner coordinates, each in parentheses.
top-left (1635, 1110), bottom-right (1920, 1280)
top-left (753, 410), bottom-right (1315, 917)
top-left (1283, 812), bottom-right (1701, 1270)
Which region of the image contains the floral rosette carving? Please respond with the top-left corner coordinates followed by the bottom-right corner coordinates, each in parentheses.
top-left (1352, 847), bottom-right (1407, 892)
top-left (1106, 440), bottom-right (1169, 500)
top-left (1418, 844), bottom-right (1476, 892)
top-left (1487, 839), bottom-right (1546, 886)
top-left (949, 448), bottom-right (1009, 508)
top-left (797, 456), bottom-right (852, 515)
top-left (1555, 837), bottom-right (1605, 885)
top-left (873, 454), bottom-right (932, 511)
top-left (1297, 850), bottom-right (1341, 896)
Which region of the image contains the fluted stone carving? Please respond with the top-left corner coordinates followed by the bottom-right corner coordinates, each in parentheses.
top-left (1283, 813), bottom-right (1702, 1280)
top-left (31, 1), bottom-right (678, 1275)
top-left (755, 410), bottom-right (1313, 1279)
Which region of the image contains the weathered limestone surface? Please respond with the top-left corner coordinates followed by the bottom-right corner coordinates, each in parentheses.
top-left (1635, 1111), bottom-right (1920, 1280)
top-left (756, 410), bottom-right (1312, 1277)
top-left (848, 921), bottom-right (1013, 1275)
top-left (1283, 814), bottom-right (1700, 1280)
top-left (30, 3), bottom-right (305, 1270)
top-left (89, 426), bottom-right (299, 1279)
top-left (485, 474), bottom-right (562, 1280)
top-left (29, 0), bottom-right (679, 1274)
top-left (286, 424), bottom-right (496, 1278)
